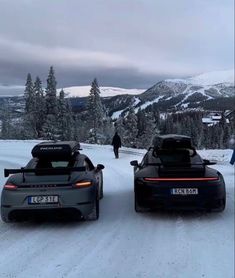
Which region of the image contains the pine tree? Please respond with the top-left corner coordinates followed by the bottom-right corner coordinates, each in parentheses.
top-left (145, 112), bottom-right (158, 148)
top-left (202, 125), bottom-right (210, 149)
top-left (137, 109), bottom-right (146, 137)
top-left (114, 116), bottom-right (125, 141)
top-left (220, 112), bottom-right (230, 148)
top-left (136, 109), bottom-right (156, 148)
top-left (45, 66), bottom-right (58, 115)
top-left (161, 115), bottom-right (174, 134)
top-left (102, 116), bottom-right (114, 144)
top-left (23, 73), bottom-right (37, 138)
top-left (24, 73), bottom-right (34, 114)
top-left (34, 76), bottom-right (46, 137)
top-left (1, 100), bottom-right (12, 139)
top-left (87, 78), bottom-right (106, 143)
top-left (43, 66), bottom-right (59, 140)
top-left (153, 109), bottom-right (160, 126)
top-left (57, 89), bottom-right (74, 140)
top-left (122, 107), bottom-right (138, 147)
top-left (73, 114), bottom-right (81, 141)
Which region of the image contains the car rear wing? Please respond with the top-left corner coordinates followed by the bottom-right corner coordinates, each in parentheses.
top-left (146, 161), bottom-right (216, 167)
top-left (146, 162), bottom-right (216, 178)
top-left (4, 167), bottom-right (86, 178)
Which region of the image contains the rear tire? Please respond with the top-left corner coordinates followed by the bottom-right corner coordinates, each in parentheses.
top-left (216, 198), bottom-right (226, 212)
top-left (134, 193), bottom-right (148, 213)
top-left (215, 179), bottom-right (226, 212)
top-left (85, 193), bottom-right (99, 220)
top-left (1, 214), bottom-right (10, 223)
top-left (99, 172), bottom-right (104, 200)
top-left (209, 197), bottom-right (226, 212)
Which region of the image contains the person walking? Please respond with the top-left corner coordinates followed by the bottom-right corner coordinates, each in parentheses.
top-left (229, 135), bottom-right (235, 165)
top-left (230, 149), bottom-right (235, 165)
top-left (112, 132), bottom-right (122, 158)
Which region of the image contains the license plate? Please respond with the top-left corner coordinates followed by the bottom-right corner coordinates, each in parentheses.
top-left (171, 188), bottom-right (198, 195)
top-left (28, 195), bottom-right (59, 204)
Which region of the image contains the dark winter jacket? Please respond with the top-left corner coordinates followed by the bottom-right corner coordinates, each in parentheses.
top-left (112, 133), bottom-right (122, 148)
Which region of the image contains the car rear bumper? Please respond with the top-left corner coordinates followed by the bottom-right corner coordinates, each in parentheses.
top-left (135, 180), bottom-right (226, 211)
top-left (1, 203), bottom-right (94, 221)
top-left (1, 186), bottom-right (96, 221)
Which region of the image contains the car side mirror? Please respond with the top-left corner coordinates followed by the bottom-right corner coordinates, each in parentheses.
top-left (130, 160), bottom-right (139, 167)
top-left (96, 164), bottom-right (105, 171)
top-left (203, 159), bottom-right (216, 165)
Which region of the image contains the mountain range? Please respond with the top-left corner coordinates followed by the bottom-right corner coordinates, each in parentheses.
top-left (1, 69), bottom-right (234, 117)
top-left (101, 69), bottom-right (234, 118)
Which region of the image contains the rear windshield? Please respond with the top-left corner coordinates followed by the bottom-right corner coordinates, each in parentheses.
top-left (153, 149), bottom-right (191, 164)
top-left (153, 149), bottom-right (203, 165)
top-left (162, 139), bottom-right (192, 149)
top-left (34, 159), bottom-right (76, 169)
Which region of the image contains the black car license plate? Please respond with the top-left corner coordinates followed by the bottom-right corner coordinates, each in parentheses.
top-left (171, 188), bottom-right (198, 195)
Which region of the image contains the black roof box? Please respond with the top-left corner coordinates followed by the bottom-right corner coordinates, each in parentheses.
top-left (31, 141), bottom-right (81, 159)
top-left (152, 134), bottom-right (193, 149)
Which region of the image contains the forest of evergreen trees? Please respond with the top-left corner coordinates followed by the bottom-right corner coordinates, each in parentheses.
top-left (0, 66), bottom-right (234, 150)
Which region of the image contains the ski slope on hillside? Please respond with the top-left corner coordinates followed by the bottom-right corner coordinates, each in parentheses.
top-left (0, 141), bottom-right (234, 278)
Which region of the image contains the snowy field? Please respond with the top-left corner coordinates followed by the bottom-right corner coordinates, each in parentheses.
top-left (0, 140), bottom-right (234, 278)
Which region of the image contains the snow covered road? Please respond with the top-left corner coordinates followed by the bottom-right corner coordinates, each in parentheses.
top-left (0, 141), bottom-right (234, 278)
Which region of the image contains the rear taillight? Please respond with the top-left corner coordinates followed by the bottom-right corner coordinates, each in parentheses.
top-left (4, 183), bottom-right (17, 190)
top-left (144, 177), bottom-right (219, 181)
top-left (74, 181), bottom-right (92, 188)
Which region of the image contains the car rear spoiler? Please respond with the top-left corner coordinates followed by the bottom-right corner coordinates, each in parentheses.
top-left (146, 162), bottom-right (216, 177)
top-left (4, 167), bottom-right (86, 178)
top-left (147, 161), bottom-right (217, 167)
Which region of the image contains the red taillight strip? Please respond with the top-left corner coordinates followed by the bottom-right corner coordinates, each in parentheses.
top-left (144, 177), bottom-right (219, 181)
top-left (4, 184), bottom-right (17, 190)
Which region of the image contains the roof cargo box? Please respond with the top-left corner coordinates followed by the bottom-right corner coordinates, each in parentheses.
top-left (152, 134), bottom-right (193, 149)
top-left (31, 141), bottom-right (81, 159)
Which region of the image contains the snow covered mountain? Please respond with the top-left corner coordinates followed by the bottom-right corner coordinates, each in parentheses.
top-left (59, 86), bottom-right (144, 98)
top-left (107, 69), bottom-right (234, 118)
top-left (1, 69), bottom-right (233, 118)
top-left (167, 69), bottom-right (234, 86)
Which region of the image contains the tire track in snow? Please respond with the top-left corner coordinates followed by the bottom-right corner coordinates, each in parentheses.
top-left (62, 161), bottom-right (137, 278)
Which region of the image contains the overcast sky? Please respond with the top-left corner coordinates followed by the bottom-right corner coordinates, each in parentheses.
top-left (0, 0), bottom-right (234, 95)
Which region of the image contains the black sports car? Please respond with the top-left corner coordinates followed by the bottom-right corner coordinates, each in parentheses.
top-left (1, 141), bottom-right (104, 222)
top-left (130, 134), bottom-right (226, 212)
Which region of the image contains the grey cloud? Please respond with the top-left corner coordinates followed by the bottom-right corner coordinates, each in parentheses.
top-left (0, 59), bottom-right (167, 94)
top-left (0, 0), bottom-right (233, 90)
top-left (0, 85), bottom-right (24, 96)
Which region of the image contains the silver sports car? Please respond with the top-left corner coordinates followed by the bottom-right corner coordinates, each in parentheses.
top-left (1, 141), bottom-right (104, 222)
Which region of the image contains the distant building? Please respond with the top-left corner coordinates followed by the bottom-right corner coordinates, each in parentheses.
top-left (202, 111), bottom-right (229, 126)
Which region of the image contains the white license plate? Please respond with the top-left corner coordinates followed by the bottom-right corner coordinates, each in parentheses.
top-left (28, 195), bottom-right (59, 204)
top-left (171, 188), bottom-right (198, 195)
